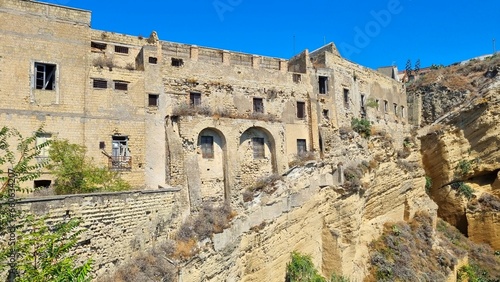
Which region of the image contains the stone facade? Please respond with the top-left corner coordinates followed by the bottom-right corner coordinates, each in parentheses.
top-left (0, 0), bottom-right (407, 207)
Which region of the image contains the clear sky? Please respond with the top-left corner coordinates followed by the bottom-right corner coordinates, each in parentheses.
top-left (43, 0), bottom-right (499, 71)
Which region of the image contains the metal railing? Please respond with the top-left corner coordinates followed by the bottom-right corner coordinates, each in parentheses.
top-left (109, 156), bottom-right (132, 170)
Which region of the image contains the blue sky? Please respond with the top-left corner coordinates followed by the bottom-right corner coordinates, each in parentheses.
top-left (44, 0), bottom-right (499, 71)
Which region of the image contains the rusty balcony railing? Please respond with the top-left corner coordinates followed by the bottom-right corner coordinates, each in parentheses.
top-left (109, 156), bottom-right (132, 171)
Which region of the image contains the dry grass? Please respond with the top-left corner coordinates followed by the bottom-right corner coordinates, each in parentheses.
top-left (288, 151), bottom-right (316, 167)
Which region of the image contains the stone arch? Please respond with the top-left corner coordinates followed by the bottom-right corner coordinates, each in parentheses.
top-left (238, 127), bottom-right (277, 188)
top-left (197, 128), bottom-right (229, 202)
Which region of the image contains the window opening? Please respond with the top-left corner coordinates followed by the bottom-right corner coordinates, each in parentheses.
top-left (91, 42), bottom-right (106, 51)
top-left (35, 132), bottom-right (52, 162)
top-left (148, 94), bottom-right (159, 107)
top-left (148, 57), bottom-right (158, 64)
top-left (297, 101), bottom-right (306, 119)
top-left (253, 98), bottom-right (264, 113)
top-left (114, 45), bottom-right (129, 54)
top-left (114, 81), bottom-right (128, 91)
top-left (297, 139), bottom-right (307, 154)
top-left (171, 58), bottom-right (184, 67)
top-left (293, 73), bottom-right (301, 83)
top-left (393, 103), bottom-right (398, 114)
top-left (35, 63), bottom-right (56, 90)
top-left (322, 109), bottom-right (329, 119)
top-left (252, 137), bottom-right (265, 159)
top-left (343, 88), bottom-right (350, 108)
top-left (93, 79), bottom-right (107, 89)
top-left (384, 100), bottom-right (388, 112)
top-left (319, 76), bottom-right (328, 94)
top-left (111, 136), bottom-right (131, 170)
top-left (190, 92), bottom-right (201, 107)
top-left (401, 106), bottom-right (405, 118)
top-left (201, 136), bottom-right (214, 159)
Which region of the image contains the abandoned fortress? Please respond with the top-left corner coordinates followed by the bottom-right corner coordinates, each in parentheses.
top-left (0, 0), bottom-right (409, 203)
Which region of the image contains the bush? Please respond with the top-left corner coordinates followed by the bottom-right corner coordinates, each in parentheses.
top-left (48, 139), bottom-right (130, 195)
top-left (343, 166), bottom-right (362, 189)
top-left (285, 252), bottom-right (326, 282)
top-left (351, 118), bottom-right (371, 138)
top-left (455, 159), bottom-right (473, 177)
top-left (450, 182), bottom-right (474, 200)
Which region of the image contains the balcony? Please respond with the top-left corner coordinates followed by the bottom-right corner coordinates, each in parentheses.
top-left (109, 156), bottom-right (132, 171)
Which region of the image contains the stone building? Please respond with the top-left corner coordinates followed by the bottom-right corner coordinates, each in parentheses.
top-left (0, 0), bottom-right (406, 207)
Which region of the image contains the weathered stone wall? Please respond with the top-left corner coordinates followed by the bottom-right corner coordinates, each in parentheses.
top-left (16, 189), bottom-right (184, 278)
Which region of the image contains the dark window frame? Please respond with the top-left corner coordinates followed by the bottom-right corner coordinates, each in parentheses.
top-left (252, 137), bottom-right (265, 159)
top-left (91, 42), bottom-right (107, 51)
top-left (297, 139), bottom-right (307, 155)
top-left (297, 101), bottom-right (306, 119)
top-left (114, 45), bottom-right (129, 54)
top-left (34, 62), bottom-right (56, 90)
top-left (114, 81), bottom-right (128, 91)
top-left (190, 92), bottom-right (201, 107)
top-left (343, 88), bottom-right (350, 108)
top-left (319, 76), bottom-right (328, 94)
top-left (253, 98), bottom-right (264, 113)
top-left (171, 58), bottom-right (184, 67)
top-left (148, 94), bottom-right (159, 107)
top-left (148, 57), bottom-right (158, 64)
top-left (93, 79), bottom-right (107, 89)
top-left (293, 73), bottom-right (301, 83)
top-left (200, 136), bottom-right (214, 159)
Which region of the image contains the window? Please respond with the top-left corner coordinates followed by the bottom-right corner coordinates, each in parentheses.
top-left (252, 137), bottom-right (265, 159)
top-left (322, 109), bottom-right (329, 119)
top-left (319, 76), bottom-right (328, 94)
top-left (293, 73), bottom-right (301, 83)
top-left (253, 98), bottom-right (264, 113)
top-left (375, 99), bottom-right (380, 111)
top-left (297, 101), bottom-right (306, 119)
top-left (148, 57), bottom-right (158, 64)
top-left (114, 81), bottom-right (128, 91)
top-left (148, 94), bottom-right (159, 107)
top-left (343, 88), bottom-right (350, 108)
top-left (34, 63), bottom-right (56, 90)
top-left (190, 92), bottom-right (201, 107)
top-left (393, 103), bottom-right (398, 114)
top-left (297, 139), bottom-right (307, 154)
top-left (200, 136), bottom-right (214, 159)
top-left (171, 58), bottom-right (184, 67)
top-left (91, 42), bottom-right (106, 51)
top-left (401, 106), bottom-right (405, 118)
top-left (384, 100), bottom-right (388, 112)
top-left (360, 94), bottom-right (365, 108)
top-left (114, 45), bottom-right (129, 54)
top-left (93, 79), bottom-right (107, 89)
top-left (36, 133), bottom-right (51, 161)
top-left (110, 136), bottom-right (131, 170)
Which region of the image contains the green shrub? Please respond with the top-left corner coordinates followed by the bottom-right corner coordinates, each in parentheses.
top-left (48, 139), bottom-right (130, 195)
top-left (285, 252), bottom-right (325, 282)
top-left (351, 118), bottom-right (371, 138)
top-left (425, 176), bottom-right (432, 194)
top-left (450, 182), bottom-right (474, 200)
top-left (455, 159), bottom-right (472, 177)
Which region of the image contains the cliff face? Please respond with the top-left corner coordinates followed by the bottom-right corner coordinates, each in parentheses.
top-left (178, 131), bottom-right (436, 281)
top-left (419, 56), bottom-right (500, 250)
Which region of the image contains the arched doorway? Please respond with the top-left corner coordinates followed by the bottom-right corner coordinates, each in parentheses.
top-left (197, 128), bottom-right (228, 202)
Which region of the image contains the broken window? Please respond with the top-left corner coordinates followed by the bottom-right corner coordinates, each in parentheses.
top-left (171, 58), bottom-right (184, 67)
top-left (148, 57), bottom-right (158, 64)
top-left (384, 100), bottom-right (388, 112)
top-left (322, 109), bottom-right (329, 119)
top-left (253, 98), bottom-right (264, 113)
top-left (297, 139), bottom-right (307, 155)
top-left (110, 135), bottom-right (131, 170)
top-left (343, 88), bottom-right (350, 108)
top-left (319, 76), bottom-right (328, 94)
top-left (35, 132), bottom-right (51, 162)
top-left (34, 63), bottom-right (56, 90)
top-left (297, 101), bottom-right (306, 119)
top-left (190, 92), bottom-right (201, 107)
top-left (91, 42), bottom-right (106, 52)
top-left (200, 136), bottom-right (214, 159)
top-left (148, 94), bottom-right (159, 107)
top-left (93, 79), bottom-right (107, 89)
top-left (114, 45), bottom-right (129, 54)
top-left (114, 81), bottom-right (128, 91)
top-left (293, 73), bottom-right (301, 83)
top-left (252, 137), bottom-right (265, 159)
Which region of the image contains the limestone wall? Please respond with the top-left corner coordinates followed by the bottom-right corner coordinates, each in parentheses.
top-left (16, 188), bottom-right (184, 278)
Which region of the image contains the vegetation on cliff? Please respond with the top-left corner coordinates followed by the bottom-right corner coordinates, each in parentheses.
top-left (285, 252), bottom-right (349, 282)
top-left (367, 212), bottom-right (500, 281)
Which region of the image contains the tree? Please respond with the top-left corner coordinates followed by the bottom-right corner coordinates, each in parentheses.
top-left (0, 126), bottom-right (92, 281)
top-left (47, 139), bottom-right (130, 195)
top-left (405, 59), bottom-right (412, 77)
top-left (414, 59), bottom-right (421, 75)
